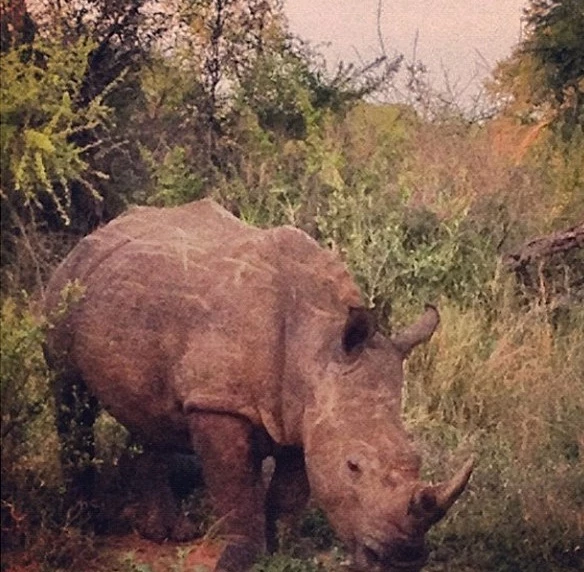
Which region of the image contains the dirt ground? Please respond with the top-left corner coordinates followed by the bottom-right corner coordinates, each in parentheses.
top-left (2, 533), bottom-right (223, 572)
top-left (91, 534), bottom-right (222, 571)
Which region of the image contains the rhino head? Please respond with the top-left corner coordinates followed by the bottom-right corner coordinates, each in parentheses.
top-left (302, 305), bottom-right (473, 571)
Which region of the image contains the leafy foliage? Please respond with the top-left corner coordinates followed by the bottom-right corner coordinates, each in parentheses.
top-left (0, 296), bottom-right (50, 460)
top-left (0, 37), bottom-right (111, 223)
top-left (0, 296), bottom-right (57, 554)
top-left (524, 0), bottom-right (584, 127)
top-left (490, 0), bottom-right (584, 135)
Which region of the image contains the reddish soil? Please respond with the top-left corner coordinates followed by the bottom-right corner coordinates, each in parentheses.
top-left (92, 534), bottom-right (223, 571)
top-left (3, 534), bottom-right (223, 572)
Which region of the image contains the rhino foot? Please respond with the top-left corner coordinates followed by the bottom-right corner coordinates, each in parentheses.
top-left (129, 501), bottom-right (198, 542)
top-left (133, 506), bottom-right (172, 543)
top-left (169, 513), bottom-right (199, 542)
top-left (215, 541), bottom-right (260, 572)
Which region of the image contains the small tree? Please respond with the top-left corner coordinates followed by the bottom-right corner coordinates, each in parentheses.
top-left (490, 0), bottom-right (584, 134)
top-left (0, 32), bottom-right (113, 291)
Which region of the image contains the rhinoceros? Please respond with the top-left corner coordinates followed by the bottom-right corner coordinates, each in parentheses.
top-left (43, 199), bottom-right (473, 572)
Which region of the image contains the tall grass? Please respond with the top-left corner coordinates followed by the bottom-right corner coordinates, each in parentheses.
top-left (404, 299), bottom-right (584, 570)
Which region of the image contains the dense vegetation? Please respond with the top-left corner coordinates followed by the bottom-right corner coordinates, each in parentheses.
top-left (1, 1), bottom-right (582, 571)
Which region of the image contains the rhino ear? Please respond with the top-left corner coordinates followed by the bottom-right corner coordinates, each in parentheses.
top-left (342, 307), bottom-right (377, 356)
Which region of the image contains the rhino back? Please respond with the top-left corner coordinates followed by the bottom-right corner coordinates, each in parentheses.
top-left (45, 200), bottom-right (362, 447)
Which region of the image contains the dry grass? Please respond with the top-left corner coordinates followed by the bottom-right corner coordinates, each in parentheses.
top-left (404, 296), bottom-right (584, 569)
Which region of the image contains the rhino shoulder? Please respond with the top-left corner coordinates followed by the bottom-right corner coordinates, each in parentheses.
top-left (267, 226), bottom-right (363, 309)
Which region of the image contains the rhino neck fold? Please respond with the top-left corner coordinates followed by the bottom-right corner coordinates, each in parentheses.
top-left (273, 305), bottom-right (339, 446)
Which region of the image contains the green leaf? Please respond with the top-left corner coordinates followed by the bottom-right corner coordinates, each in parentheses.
top-left (23, 129), bottom-right (56, 153)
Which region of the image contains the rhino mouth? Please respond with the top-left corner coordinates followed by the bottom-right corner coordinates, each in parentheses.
top-left (357, 539), bottom-right (429, 571)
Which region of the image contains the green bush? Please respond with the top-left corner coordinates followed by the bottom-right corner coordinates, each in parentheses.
top-left (0, 295), bottom-right (104, 570)
top-left (0, 38), bottom-right (111, 224)
top-left (1, 296), bottom-right (61, 553)
top-left (298, 508), bottom-right (336, 552)
top-left (1, 296), bottom-right (53, 476)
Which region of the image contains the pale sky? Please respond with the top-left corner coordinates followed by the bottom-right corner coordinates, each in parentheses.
top-left (284, 0), bottom-right (527, 102)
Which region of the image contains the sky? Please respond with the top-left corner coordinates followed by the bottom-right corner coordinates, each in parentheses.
top-left (284, 0), bottom-right (527, 103)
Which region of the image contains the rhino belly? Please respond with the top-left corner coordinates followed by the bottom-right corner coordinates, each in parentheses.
top-left (86, 368), bottom-right (192, 450)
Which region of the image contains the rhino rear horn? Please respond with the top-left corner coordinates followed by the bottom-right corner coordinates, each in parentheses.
top-left (392, 304), bottom-right (440, 357)
top-left (409, 456), bottom-right (475, 526)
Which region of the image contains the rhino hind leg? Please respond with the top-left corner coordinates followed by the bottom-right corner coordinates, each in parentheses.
top-left (52, 368), bottom-right (99, 508)
top-left (265, 447), bottom-right (310, 553)
top-left (189, 412), bottom-right (267, 572)
top-left (122, 449), bottom-right (199, 542)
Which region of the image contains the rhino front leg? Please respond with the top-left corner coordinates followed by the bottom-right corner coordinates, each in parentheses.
top-left (265, 447), bottom-right (310, 553)
top-left (189, 412), bottom-right (266, 572)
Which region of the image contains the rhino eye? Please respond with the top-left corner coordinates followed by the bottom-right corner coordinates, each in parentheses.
top-left (347, 459), bottom-right (362, 474)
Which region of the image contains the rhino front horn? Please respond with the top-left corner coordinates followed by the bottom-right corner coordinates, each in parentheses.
top-left (410, 456), bottom-right (475, 525)
top-left (434, 455), bottom-right (475, 511)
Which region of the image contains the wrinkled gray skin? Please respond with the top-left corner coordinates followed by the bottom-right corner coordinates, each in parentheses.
top-left (44, 199), bottom-right (473, 572)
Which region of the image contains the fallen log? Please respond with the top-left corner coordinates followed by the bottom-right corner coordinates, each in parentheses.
top-left (503, 223), bottom-right (584, 303)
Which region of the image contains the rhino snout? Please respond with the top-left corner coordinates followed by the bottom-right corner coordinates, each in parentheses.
top-left (355, 537), bottom-right (429, 571)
